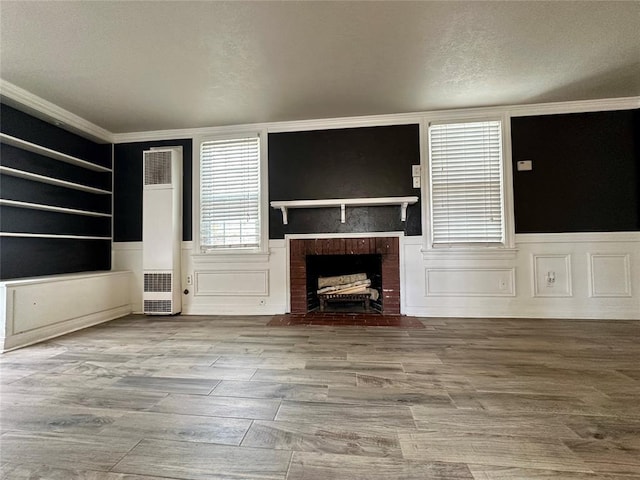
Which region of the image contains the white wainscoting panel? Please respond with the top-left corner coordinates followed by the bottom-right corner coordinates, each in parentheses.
top-left (114, 240), bottom-right (288, 315)
top-left (532, 254), bottom-right (572, 297)
top-left (195, 270), bottom-right (269, 296)
top-left (1, 271), bottom-right (133, 351)
top-left (425, 268), bottom-right (515, 296)
top-left (403, 233), bottom-right (639, 319)
top-left (115, 232), bottom-right (639, 319)
top-left (112, 242), bottom-right (143, 313)
top-left (589, 253), bottom-right (632, 297)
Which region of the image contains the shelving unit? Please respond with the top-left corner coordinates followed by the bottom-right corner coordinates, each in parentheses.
top-left (0, 133), bottom-right (111, 172)
top-left (0, 232), bottom-right (111, 240)
top-left (270, 196), bottom-right (419, 225)
top-left (0, 132), bottom-right (113, 244)
top-left (0, 166), bottom-right (111, 194)
top-left (0, 199), bottom-right (111, 218)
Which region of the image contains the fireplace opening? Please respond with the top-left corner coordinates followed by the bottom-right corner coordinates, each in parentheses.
top-left (306, 254), bottom-right (382, 313)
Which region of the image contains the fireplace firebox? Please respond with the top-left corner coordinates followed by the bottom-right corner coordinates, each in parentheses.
top-left (306, 254), bottom-right (382, 313)
top-left (289, 237), bottom-right (400, 315)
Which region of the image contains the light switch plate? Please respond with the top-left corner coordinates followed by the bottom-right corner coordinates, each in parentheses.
top-left (412, 165), bottom-right (421, 176)
top-left (517, 160), bottom-right (533, 171)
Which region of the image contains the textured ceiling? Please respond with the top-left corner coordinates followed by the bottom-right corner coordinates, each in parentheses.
top-left (1, 1), bottom-right (639, 134)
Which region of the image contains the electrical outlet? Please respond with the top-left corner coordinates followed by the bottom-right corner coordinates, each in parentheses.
top-left (413, 176), bottom-right (420, 188)
top-left (546, 271), bottom-right (556, 287)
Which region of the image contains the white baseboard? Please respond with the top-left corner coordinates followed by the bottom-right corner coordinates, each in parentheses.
top-left (1, 304), bottom-right (132, 352)
top-left (403, 305), bottom-right (639, 320)
top-left (182, 304), bottom-right (287, 316)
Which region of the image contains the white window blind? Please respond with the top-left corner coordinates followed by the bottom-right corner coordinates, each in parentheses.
top-left (428, 121), bottom-right (504, 245)
top-left (200, 136), bottom-right (260, 251)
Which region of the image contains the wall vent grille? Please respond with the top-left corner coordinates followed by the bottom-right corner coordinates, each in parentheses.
top-left (144, 151), bottom-right (172, 185)
top-left (144, 300), bottom-right (172, 314)
top-left (144, 273), bottom-right (172, 292)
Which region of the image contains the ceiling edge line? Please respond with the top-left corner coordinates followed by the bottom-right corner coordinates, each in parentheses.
top-left (112, 96), bottom-right (640, 144)
top-left (0, 79), bottom-right (114, 144)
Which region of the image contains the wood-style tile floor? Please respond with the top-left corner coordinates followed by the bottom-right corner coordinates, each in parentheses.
top-left (1, 315), bottom-right (639, 479)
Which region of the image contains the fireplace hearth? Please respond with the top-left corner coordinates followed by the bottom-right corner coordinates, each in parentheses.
top-left (289, 237), bottom-right (400, 315)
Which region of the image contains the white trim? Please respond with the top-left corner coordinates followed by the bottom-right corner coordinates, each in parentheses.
top-left (4, 78), bottom-right (637, 144)
top-left (181, 304), bottom-right (287, 316)
top-left (532, 254), bottom-right (573, 297)
top-left (271, 197), bottom-right (418, 225)
top-left (0, 269), bottom-right (130, 287)
top-left (194, 269), bottom-right (269, 297)
top-left (507, 96), bottom-right (640, 118)
top-left (421, 247), bottom-right (518, 261)
top-left (111, 96), bottom-right (640, 144)
top-left (266, 114), bottom-right (424, 133)
top-left (112, 241), bottom-right (143, 251)
top-left (192, 129), bottom-right (269, 256)
top-left (402, 305), bottom-right (639, 320)
top-left (192, 253), bottom-right (270, 264)
top-left (1, 304), bottom-right (131, 352)
top-left (284, 231), bottom-right (405, 241)
top-left (501, 112), bottom-right (516, 249)
top-left (0, 79), bottom-right (113, 143)
top-left (424, 267), bottom-right (516, 297)
top-left (422, 114), bottom-right (513, 253)
top-left (0, 199), bottom-right (111, 218)
top-left (516, 232), bottom-right (640, 244)
top-left (0, 133), bottom-right (112, 172)
top-left (588, 253), bottom-right (632, 298)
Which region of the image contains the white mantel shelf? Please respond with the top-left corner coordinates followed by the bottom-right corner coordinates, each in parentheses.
top-left (270, 196), bottom-right (419, 225)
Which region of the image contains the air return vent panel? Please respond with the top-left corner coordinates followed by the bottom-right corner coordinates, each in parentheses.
top-left (144, 151), bottom-right (172, 185)
top-left (144, 272), bottom-right (172, 292)
top-left (144, 300), bottom-right (173, 314)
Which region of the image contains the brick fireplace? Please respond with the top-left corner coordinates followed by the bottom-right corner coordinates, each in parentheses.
top-left (289, 236), bottom-right (400, 314)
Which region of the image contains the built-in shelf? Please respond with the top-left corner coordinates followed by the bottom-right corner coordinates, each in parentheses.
top-left (0, 199), bottom-right (111, 218)
top-left (0, 166), bottom-right (111, 194)
top-left (0, 133), bottom-right (112, 172)
top-left (270, 196), bottom-right (419, 225)
top-left (0, 232), bottom-right (110, 240)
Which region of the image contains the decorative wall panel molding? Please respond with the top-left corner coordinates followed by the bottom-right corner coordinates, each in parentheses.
top-left (588, 253), bottom-right (632, 297)
top-left (425, 268), bottom-right (516, 297)
top-left (1, 271), bottom-right (132, 351)
top-left (194, 270), bottom-right (269, 296)
top-left (532, 254), bottom-right (572, 297)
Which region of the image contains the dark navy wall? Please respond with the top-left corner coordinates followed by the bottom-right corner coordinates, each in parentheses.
top-left (0, 104), bottom-right (112, 280)
top-left (268, 125), bottom-right (422, 239)
top-left (511, 109), bottom-right (639, 233)
top-left (113, 140), bottom-right (193, 242)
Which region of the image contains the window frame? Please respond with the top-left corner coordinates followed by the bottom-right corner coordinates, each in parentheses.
top-left (422, 114), bottom-right (515, 257)
top-left (193, 130), bottom-right (269, 257)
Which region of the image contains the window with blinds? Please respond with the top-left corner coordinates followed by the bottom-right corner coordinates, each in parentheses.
top-left (199, 136), bottom-right (261, 251)
top-left (428, 120), bottom-right (504, 246)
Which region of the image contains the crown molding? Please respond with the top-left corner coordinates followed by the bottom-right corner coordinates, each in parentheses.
top-left (3, 77), bottom-right (637, 145)
top-left (112, 96), bottom-right (640, 144)
top-left (506, 96), bottom-right (640, 117)
top-left (0, 79), bottom-right (113, 143)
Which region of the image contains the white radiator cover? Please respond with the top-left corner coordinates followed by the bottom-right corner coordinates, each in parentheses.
top-left (142, 148), bottom-right (182, 314)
